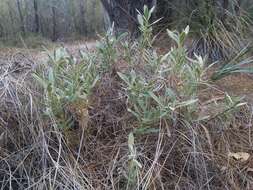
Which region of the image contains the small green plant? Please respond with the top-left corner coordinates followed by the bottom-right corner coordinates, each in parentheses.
top-left (97, 25), bottom-right (127, 71)
top-left (121, 40), bottom-right (138, 66)
top-left (126, 132), bottom-right (142, 190)
top-left (118, 70), bottom-right (173, 129)
top-left (163, 26), bottom-right (210, 99)
top-left (165, 26), bottom-right (190, 73)
top-left (167, 25), bottom-right (190, 49)
top-left (118, 10), bottom-right (203, 131)
top-left (33, 48), bottom-right (99, 129)
top-left (137, 5), bottom-right (160, 49)
top-left (118, 68), bottom-right (198, 131)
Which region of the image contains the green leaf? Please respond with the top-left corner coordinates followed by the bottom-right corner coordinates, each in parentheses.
top-left (127, 108), bottom-right (140, 119)
top-left (134, 127), bottom-right (159, 135)
top-left (91, 75), bottom-right (100, 88)
top-left (117, 72), bottom-right (130, 86)
top-left (179, 32), bottom-right (186, 46)
top-left (150, 6), bottom-right (156, 15)
top-left (144, 5), bottom-right (149, 18)
top-left (167, 29), bottom-right (179, 44)
top-left (128, 132), bottom-right (135, 154)
top-left (133, 159), bottom-right (142, 169)
top-left (137, 14), bottom-right (144, 26)
top-left (184, 25), bottom-right (190, 35)
top-left (165, 88), bottom-right (177, 101)
top-left (175, 99), bottom-right (198, 108)
top-left (148, 91), bottom-right (163, 106)
top-left (48, 67), bottom-right (55, 85)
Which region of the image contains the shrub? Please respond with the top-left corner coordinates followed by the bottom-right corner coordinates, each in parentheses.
top-left (33, 48), bottom-right (99, 129)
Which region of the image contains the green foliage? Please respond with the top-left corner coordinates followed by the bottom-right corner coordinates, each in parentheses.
top-left (137, 5), bottom-right (158, 48)
top-left (33, 48), bottom-right (99, 128)
top-left (126, 132), bottom-right (142, 190)
top-left (121, 40), bottom-right (138, 65)
top-left (117, 6), bottom-right (248, 134)
top-left (30, 4), bottom-right (251, 132)
top-left (166, 26), bottom-right (189, 72)
top-left (167, 26), bottom-right (189, 48)
top-left (97, 27), bottom-right (126, 70)
top-left (118, 70), bottom-right (171, 128)
top-left (118, 18), bottom-right (200, 130)
top-left (219, 93), bottom-right (247, 118)
top-left (162, 0), bottom-right (253, 61)
top-left (211, 46), bottom-right (253, 80)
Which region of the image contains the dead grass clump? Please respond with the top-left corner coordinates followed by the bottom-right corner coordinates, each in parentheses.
top-left (0, 51), bottom-right (92, 189)
top-left (89, 72), bottom-right (128, 136)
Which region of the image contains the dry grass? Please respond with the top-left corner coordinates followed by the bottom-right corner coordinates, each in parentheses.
top-left (0, 41), bottom-right (253, 190)
top-left (1, 7), bottom-right (253, 187)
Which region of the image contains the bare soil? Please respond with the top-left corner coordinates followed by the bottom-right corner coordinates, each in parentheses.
top-left (216, 74), bottom-right (253, 104)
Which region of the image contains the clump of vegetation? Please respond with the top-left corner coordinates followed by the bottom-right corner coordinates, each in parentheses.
top-left (158, 0), bottom-right (253, 62)
top-left (1, 4), bottom-right (253, 190)
top-left (211, 45), bottom-right (253, 80)
top-left (33, 48), bottom-right (99, 129)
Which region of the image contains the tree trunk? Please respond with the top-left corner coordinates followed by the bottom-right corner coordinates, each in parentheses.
top-left (100, 0), bottom-right (156, 36)
top-left (8, 2), bottom-right (15, 36)
top-left (0, 24), bottom-right (3, 38)
top-left (52, 6), bottom-right (57, 41)
top-left (79, 0), bottom-right (86, 35)
top-left (91, 0), bottom-right (97, 33)
top-left (234, 0), bottom-right (241, 16)
top-left (16, 0), bottom-right (26, 35)
top-left (34, 0), bottom-right (40, 33)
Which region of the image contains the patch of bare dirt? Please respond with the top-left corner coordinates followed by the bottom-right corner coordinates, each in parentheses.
top-left (215, 74), bottom-right (253, 104)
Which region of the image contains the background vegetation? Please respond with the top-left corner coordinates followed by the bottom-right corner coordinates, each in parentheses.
top-left (0, 0), bottom-right (105, 44)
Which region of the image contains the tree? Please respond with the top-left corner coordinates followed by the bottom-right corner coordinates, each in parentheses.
top-left (0, 24), bottom-right (3, 37)
top-left (16, 0), bottom-right (25, 35)
top-left (235, 0), bottom-right (241, 15)
top-left (79, 0), bottom-right (87, 35)
top-left (100, 0), bottom-right (156, 36)
top-left (52, 5), bottom-right (57, 41)
top-left (33, 0), bottom-right (40, 33)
